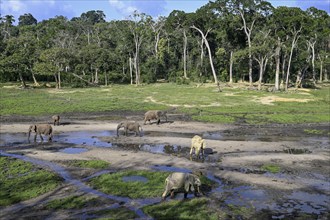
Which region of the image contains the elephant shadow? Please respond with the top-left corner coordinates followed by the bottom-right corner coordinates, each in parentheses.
top-left (60, 122), bottom-right (71, 126)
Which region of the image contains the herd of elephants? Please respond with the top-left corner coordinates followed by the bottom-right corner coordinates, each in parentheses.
top-left (27, 110), bottom-right (206, 200)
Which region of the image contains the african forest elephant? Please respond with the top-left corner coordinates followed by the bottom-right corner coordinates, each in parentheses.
top-left (28, 124), bottom-right (53, 142)
top-left (117, 121), bottom-right (143, 137)
top-left (144, 110), bottom-right (167, 125)
top-left (52, 115), bottom-right (60, 126)
top-left (190, 135), bottom-right (206, 160)
top-left (162, 172), bottom-right (201, 200)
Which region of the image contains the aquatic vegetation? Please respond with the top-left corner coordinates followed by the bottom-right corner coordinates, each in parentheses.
top-left (260, 164), bottom-right (281, 173)
top-left (66, 159), bottom-right (110, 169)
top-left (46, 195), bottom-right (101, 209)
top-left (143, 198), bottom-right (220, 220)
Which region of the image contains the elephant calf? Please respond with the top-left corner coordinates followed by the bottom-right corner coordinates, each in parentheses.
top-left (190, 135), bottom-right (206, 160)
top-left (144, 110), bottom-right (167, 125)
top-left (28, 124), bottom-right (53, 142)
top-left (162, 172), bottom-right (201, 200)
top-left (52, 115), bottom-right (60, 126)
top-left (117, 121), bottom-right (143, 137)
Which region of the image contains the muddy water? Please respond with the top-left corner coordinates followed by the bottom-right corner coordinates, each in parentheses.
top-left (1, 128), bottom-right (329, 218)
top-left (0, 151), bottom-right (157, 219)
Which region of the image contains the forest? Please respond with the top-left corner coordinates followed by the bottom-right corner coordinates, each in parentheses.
top-left (0, 0), bottom-right (329, 91)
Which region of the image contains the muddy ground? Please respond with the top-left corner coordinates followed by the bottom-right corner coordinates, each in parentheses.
top-left (0, 112), bottom-right (329, 219)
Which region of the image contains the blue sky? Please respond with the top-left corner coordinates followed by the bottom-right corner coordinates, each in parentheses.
top-left (1, 0), bottom-right (329, 24)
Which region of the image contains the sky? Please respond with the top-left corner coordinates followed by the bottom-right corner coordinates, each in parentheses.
top-left (1, 0), bottom-right (329, 24)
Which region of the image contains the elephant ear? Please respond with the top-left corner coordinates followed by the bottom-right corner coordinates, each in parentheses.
top-left (33, 125), bottom-right (37, 132)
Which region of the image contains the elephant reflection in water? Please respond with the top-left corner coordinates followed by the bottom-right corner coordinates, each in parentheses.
top-left (162, 172), bottom-right (201, 201)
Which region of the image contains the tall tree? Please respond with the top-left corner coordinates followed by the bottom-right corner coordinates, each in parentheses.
top-left (18, 13), bottom-right (37, 26)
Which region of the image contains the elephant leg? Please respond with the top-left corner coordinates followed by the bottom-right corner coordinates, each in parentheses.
top-left (39, 133), bottom-right (44, 141)
top-left (162, 189), bottom-right (169, 200)
top-left (189, 147), bottom-right (194, 160)
top-left (125, 128), bottom-right (128, 136)
top-left (157, 118), bottom-right (160, 125)
top-left (170, 190), bottom-right (175, 199)
top-left (34, 134), bottom-right (37, 142)
top-left (184, 192), bottom-right (188, 199)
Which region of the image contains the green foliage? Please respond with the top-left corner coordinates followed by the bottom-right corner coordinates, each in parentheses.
top-left (143, 198), bottom-right (220, 220)
top-left (0, 156), bottom-right (63, 206)
top-left (66, 160), bottom-right (110, 169)
top-left (88, 170), bottom-right (170, 199)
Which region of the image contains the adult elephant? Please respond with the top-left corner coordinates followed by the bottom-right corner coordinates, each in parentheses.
top-left (162, 172), bottom-right (201, 200)
top-left (117, 121), bottom-right (143, 137)
top-left (144, 110), bottom-right (167, 125)
top-left (28, 124), bottom-right (53, 142)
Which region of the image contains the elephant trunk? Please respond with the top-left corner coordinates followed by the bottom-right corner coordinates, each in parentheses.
top-left (116, 124), bottom-right (122, 136)
top-left (28, 126), bottom-right (32, 140)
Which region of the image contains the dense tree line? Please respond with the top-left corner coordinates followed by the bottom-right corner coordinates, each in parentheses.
top-left (0, 0), bottom-right (329, 90)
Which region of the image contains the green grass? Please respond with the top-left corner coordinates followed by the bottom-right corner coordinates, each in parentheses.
top-left (46, 195), bottom-right (101, 210)
top-left (1, 83), bottom-right (329, 124)
top-left (0, 156), bottom-right (63, 206)
top-left (143, 198), bottom-right (220, 220)
top-left (66, 160), bottom-right (110, 169)
top-left (260, 164), bottom-right (281, 173)
top-left (88, 170), bottom-right (215, 199)
top-left (89, 170), bottom-right (170, 199)
top-left (88, 207), bottom-right (138, 219)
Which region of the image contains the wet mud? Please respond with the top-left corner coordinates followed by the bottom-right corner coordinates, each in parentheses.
top-left (0, 122), bottom-right (329, 219)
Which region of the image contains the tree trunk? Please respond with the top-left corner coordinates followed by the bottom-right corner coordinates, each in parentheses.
top-left (191, 26), bottom-right (218, 84)
top-left (58, 71), bottom-right (61, 89)
top-left (307, 40), bottom-right (316, 84)
top-left (129, 57), bottom-right (133, 85)
top-left (18, 71), bottom-right (27, 88)
top-left (94, 68), bottom-right (99, 84)
top-left (238, 10), bottom-right (255, 86)
top-left (285, 28), bottom-right (301, 91)
top-left (275, 38), bottom-right (281, 91)
top-left (257, 58), bottom-right (264, 91)
top-left (104, 71), bottom-right (108, 86)
top-left (71, 72), bottom-right (99, 86)
top-left (54, 73), bottom-right (59, 89)
top-left (229, 51), bottom-right (233, 84)
top-left (295, 70), bottom-right (303, 89)
top-left (31, 72), bottom-right (40, 87)
top-left (183, 29), bottom-right (187, 78)
top-left (319, 59), bottom-right (323, 82)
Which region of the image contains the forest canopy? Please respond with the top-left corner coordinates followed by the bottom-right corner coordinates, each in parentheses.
top-left (0, 0), bottom-right (329, 91)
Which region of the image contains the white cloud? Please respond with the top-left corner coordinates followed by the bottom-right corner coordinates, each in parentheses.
top-left (1, 0), bottom-right (76, 23)
top-left (109, 0), bottom-right (138, 15)
top-left (2, 0), bottom-right (27, 13)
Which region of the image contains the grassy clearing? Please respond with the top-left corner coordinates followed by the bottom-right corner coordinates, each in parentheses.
top-left (0, 156), bottom-right (63, 206)
top-left (143, 197), bottom-right (221, 220)
top-left (1, 83), bottom-right (329, 124)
